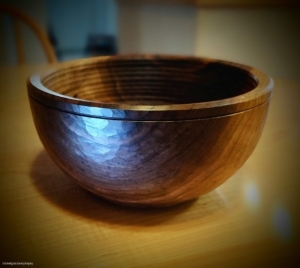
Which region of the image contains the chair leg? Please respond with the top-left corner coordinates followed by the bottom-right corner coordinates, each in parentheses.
top-left (13, 18), bottom-right (25, 64)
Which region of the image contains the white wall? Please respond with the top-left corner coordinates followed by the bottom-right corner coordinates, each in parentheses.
top-left (118, 3), bottom-right (300, 81)
top-left (195, 8), bottom-right (300, 80)
top-left (118, 1), bottom-right (198, 55)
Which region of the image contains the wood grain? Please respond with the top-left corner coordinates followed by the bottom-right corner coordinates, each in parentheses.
top-left (0, 64), bottom-right (299, 266)
top-left (27, 55), bottom-right (273, 206)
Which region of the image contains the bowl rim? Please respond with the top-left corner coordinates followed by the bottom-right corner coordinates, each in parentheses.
top-left (27, 55), bottom-right (273, 120)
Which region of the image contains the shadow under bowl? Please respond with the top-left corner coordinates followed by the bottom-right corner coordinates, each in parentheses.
top-left (27, 55), bottom-right (273, 207)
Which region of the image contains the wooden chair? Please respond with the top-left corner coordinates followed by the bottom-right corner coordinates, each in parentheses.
top-left (0, 4), bottom-right (57, 64)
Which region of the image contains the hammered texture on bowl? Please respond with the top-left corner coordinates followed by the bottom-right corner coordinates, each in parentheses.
top-left (27, 55), bottom-right (273, 206)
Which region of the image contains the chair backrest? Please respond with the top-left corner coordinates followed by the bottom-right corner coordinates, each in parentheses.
top-left (0, 4), bottom-right (57, 64)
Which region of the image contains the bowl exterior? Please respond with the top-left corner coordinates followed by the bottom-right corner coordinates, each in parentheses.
top-left (29, 97), bottom-right (270, 207)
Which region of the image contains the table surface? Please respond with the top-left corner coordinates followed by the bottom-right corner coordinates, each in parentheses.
top-left (0, 65), bottom-right (299, 267)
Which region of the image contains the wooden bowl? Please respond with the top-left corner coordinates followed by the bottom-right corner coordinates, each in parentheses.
top-left (27, 55), bottom-right (273, 207)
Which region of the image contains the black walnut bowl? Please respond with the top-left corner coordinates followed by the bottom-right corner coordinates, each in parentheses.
top-left (27, 55), bottom-right (273, 207)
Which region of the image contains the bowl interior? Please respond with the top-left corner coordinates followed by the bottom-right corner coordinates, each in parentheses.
top-left (41, 57), bottom-right (258, 105)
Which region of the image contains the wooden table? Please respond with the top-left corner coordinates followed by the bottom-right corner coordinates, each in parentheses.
top-left (0, 65), bottom-right (299, 267)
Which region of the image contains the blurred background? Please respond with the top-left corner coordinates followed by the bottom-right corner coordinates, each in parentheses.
top-left (0, 0), bottom-right (299, 80)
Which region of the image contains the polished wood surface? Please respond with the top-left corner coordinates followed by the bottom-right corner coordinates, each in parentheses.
top-left (27, 56), bottom-right (272, 206)
top-left (0, 4), bottom-right (57, 64)
top-left (0, 65), bottom-right (299, 266)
